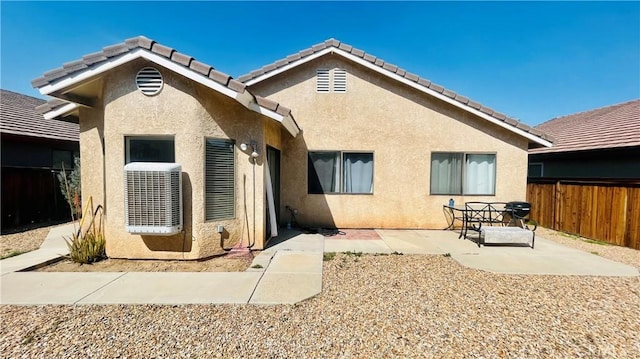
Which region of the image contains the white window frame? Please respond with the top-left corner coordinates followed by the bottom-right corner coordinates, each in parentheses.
top-left (430, 152), bottom-right (497, 196)
top-left (308, 151), bottom-right (374, 194)
top-left (125, 135), bottom-right (175, 164)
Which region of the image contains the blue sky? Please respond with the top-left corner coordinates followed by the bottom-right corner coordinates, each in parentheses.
top-left (1, 1), bottom-right (638, 126)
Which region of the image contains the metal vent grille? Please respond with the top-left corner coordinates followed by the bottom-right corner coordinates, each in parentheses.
top-left (135, 67), bottom-right (164, 96)
top-left (333, 69), bottom-right (347, 93)
top-left (124, 162), bottom-right (182, 235)
top-left (316, 69), bottom-right (330, 93)
top-left (205, 139), bottom-right (235, 220)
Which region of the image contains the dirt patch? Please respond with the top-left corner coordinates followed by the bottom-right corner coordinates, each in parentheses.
top-left (36, 254), bottom-right (253, 273)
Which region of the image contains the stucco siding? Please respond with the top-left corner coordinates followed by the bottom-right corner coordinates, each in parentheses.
top-left (95, 60), bottom-right (267, 259)
top-left (251, 55), bottom-right (530, 229)
top-left (79, 106), bottom-right (105, 215)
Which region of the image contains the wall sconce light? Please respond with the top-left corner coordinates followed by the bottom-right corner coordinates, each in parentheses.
top-left (240, 141), bottom-right (259, 160)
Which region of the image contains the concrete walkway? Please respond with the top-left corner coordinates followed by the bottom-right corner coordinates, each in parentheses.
top-left (328, 229), bottom-right (638, 276)
top-left (1, 225), bottom-right (324, 305)
top-left (1, 226), bottom-right (637, 305)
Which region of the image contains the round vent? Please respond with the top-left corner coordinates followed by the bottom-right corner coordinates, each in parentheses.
top-left (136, 67), bottom-right (163, 96)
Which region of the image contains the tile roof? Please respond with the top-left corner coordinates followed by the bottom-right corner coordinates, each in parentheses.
top-left (238, 38), bottom-right (553, 145)
top-left (34, 98), bottom-right (77, 116)
top-left (31, 36), bottom-right (297, 121)
top-left (0, 89), bottom-right (79, 142)
top-left (529, 99), bottom-right (640, 154)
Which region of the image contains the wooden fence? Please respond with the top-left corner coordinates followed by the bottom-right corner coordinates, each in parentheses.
top-left (527, 179), bottom-right (640, 249)
top-left (1, 167), bottom-right (70, 231)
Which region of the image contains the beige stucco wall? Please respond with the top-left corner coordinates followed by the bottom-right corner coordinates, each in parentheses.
top-left (250, 54), bottom-right (530, 229)
top-left (78, 106), bottom-right (105, 216)
top-left (80, 59), bottom-right (271, 259)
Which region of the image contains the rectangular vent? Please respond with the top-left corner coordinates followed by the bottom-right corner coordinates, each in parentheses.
top-left (316, 69), bottom-right (330, 93)
top-left (124, 162), bottom-right (183, 235)
top-left (333, 69), bottom-right (347, 93)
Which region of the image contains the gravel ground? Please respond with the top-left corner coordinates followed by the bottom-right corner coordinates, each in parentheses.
top-left (2, 226), bottom-right (639, 357)
top-left (2, 253), bottom-right (639, 358)
top-left (0, 224), bottom-right (61, 258)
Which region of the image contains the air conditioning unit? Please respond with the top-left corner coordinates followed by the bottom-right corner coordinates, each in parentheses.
top-left (124, 162), bottom-right (183, 235)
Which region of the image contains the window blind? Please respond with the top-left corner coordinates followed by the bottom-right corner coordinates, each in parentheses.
top-left (205, 139), bottom-right (235, 220)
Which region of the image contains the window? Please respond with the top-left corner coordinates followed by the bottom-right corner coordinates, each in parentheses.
top-left (528, 163), bottom-right (543, 177)
top-left (125, 136), bottom-right (175, 164)
top-left (308, 151), bottom-right (373, 194)
top-left (205, 139), bottom-right (235, 220)
top-left (430, 152), bottom-right (496, 195)
top-left (316, 68), bottom-right (347, 93)
top-left (52, 150), bottom-right (73, 170)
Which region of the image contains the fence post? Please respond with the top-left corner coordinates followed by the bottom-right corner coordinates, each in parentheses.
top-left (553, 180), bottom-right (561, 230)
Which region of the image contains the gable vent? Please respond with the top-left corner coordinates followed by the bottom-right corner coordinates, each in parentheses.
top-left (136, 67), bottom-right (164, 96)
top-left (316, 69), bottom-right (330, 93)
top-left (333, 69), bottom-right (347, 93)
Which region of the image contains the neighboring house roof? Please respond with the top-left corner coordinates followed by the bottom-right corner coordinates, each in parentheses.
top-left (35, 98), bottom-right (79, 121)
top-left (31, 36), bottom-right (299, 137)
top-left (529, 99), bottom-right (640, 154)
top-left (238, 38), bottom-right (553, 148)
top-left (0, 89), bottom-right (79, 142)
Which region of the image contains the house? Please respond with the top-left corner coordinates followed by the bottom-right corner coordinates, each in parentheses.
top-left (528, 99), bottom-right (640, 180)
top-left (0, 89), bottom-right (79, 230)
top-left (32, 36), bottom-right (552, 260)
top-left (526, 100), bottom-right (639, 249)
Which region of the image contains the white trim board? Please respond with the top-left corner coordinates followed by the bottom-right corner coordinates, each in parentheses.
top-left (38, 49), bottom-right (299, 137)
top-left (245, 47), bottom-right (551, 148)
top-left (43, 102), bottom-right (79, 120)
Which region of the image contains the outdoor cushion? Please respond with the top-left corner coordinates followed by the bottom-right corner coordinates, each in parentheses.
top-left (480, 226), bottom-right (535, 249)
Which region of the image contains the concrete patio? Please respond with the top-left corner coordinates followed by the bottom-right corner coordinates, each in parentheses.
top-left (1, 224), bottom-right (637, 305)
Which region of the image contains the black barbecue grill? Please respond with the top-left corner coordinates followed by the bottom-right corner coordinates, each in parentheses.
top-left (505, 201), bottom-right (531, 219)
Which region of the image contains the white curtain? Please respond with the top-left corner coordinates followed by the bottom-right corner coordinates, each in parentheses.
top-left (431, 153), bottom-right (462, 194)
top-left (343, 153), bottom-right (373, 193)
top-left (310, 152), bottom-right (339, 193)
top-left (465, 154), bottom-right (495, 195)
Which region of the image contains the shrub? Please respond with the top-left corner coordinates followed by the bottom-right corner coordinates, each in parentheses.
top-left (64, 196), bottom-right (106, 265)
top-left (59, 157), bottom-right (81, 219)
top-left (65, 230), bottom-right (105, 264)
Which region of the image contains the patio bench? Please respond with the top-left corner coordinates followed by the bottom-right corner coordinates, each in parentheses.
top-left (460, 201), bottom-right (537, 248)
top-left (480, 226), bottom-right (535, 249)
top-left (459, 202), bottom-right (509, 240)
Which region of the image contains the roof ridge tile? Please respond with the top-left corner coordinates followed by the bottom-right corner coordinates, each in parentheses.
top-left (236, 38), bottom-right (552, 146)
top-left (30, 36), bottom-right (297, 133)
top-left (82, 51), bottom-right (108, 65)
top-left (125, 36), bottom-right (154, 50)
top-left (170, 52), bottom-right (193, 67)
top-left (151, 43), bottom-right (174, 58)
top-left (102, 43), bottom-right (129, 57)
top-left (189, 60), bottom-right (212, 77)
